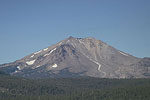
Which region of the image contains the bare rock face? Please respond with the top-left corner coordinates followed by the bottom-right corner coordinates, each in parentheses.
top-left (0, 37), bottom-right (150, 78)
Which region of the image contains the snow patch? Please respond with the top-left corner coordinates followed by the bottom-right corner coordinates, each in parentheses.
top-left (36, 65), bottom-right (40, 68)
top-left (26, 59), bottom-right (36, 65)
top-left (52, 64), bottom-right (57, 68)
top-left (79, 39), bottom-right (85, 45)
top-left (119, 51), bottom-right (129, 56)
top-left (50, 48), bottom-right (56, 54)
top-left (17, 66), bottom-right (21, 70)
top-left (44, 53), bottom-right (50, 57)
top-left (31, 55), bottom-right (34, 58)
top-left (43, 48), bottom-right (48, 51)
top-left (44, 48), bottom-right (57, 57)
top-left (83, 54), bottom-right (106, 77)
top-left (34, 50), bottom-right (42, 55)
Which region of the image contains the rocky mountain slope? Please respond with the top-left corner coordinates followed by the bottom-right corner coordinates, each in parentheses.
top-left (0, 37), bottom-right (150, 78)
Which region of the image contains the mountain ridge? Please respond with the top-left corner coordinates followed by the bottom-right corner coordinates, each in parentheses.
top-left (0, 36), bottom-right (150, 78)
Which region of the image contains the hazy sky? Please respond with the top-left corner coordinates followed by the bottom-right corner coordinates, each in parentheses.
top-left (0, 0), bottom-right (150, 64)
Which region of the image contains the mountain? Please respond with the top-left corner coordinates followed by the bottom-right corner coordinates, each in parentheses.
top-left (0, 36), bottom-right (150, 78)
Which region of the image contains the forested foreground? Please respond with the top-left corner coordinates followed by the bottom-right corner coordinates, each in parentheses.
top-left (0, 74), bottom-right (150, 100)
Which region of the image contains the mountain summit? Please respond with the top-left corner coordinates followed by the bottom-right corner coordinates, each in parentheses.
top-left (0, 37), bottom-right (150, 78)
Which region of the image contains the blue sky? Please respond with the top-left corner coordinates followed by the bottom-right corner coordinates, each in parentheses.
top-left (0, 0), bottom-right (150, 64)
